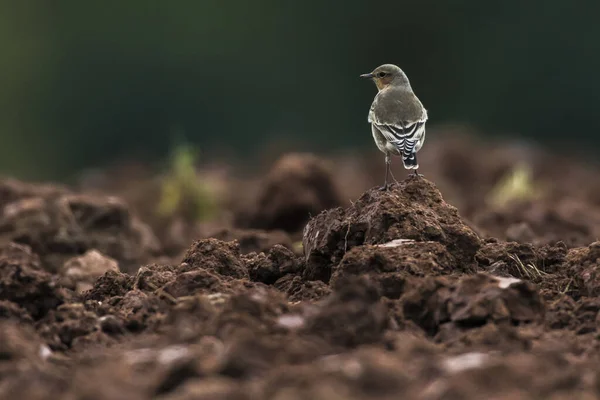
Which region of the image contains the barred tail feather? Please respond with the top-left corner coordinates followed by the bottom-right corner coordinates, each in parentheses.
top-left (402, 152), bottom-right (419, 169)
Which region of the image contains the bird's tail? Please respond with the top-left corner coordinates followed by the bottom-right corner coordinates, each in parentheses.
top-left (402, 152), bottom-right (419, 169)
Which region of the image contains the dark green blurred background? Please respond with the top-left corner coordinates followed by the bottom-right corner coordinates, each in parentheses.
top-left (1, 1), bottom-right (598, 179)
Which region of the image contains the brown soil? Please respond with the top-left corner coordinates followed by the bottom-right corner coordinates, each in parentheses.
top-left (235, 153), bottom-right (344, 233)
top-left (2, 134), bottom-right (600, 399)
top-left (302, 178), bottom-right (480, 282)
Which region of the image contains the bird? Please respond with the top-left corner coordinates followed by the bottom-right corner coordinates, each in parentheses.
top-left (360, 64), bottom-right (428, 190)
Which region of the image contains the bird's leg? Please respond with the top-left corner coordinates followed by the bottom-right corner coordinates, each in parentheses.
top-left (386, 154), bottom-right (399, 185)
top-left (389, 167), bottom-right (400, 185)
top-left (379, 154), bottom-right (392, 191)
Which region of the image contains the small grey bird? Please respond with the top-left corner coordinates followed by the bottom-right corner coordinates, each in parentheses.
top-left (361, 64), bottom-right (428, 190)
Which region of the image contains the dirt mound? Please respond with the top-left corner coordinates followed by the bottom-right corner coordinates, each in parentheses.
top-left (0, 178), bottom-right (68, 208)
top-left (36, 302), bottom-right (110, 351)
top-left (302, 178), bottom-right (481, 282)
top-left (246, 244), bottom-right (299, 285)
top-left (567, 241), bottom-right (600, 297)
top-left (60, 249), bottom-right (120, 293)
top-left (303, 276), bottom-right (389, 348)
top-left (237, 153), bottom-right (343, 233)
top-left (0, 179), bottom-right (160, 274)
top-left (274, 274), bottom-right (332, 302)
top-left (182, 239), bottom-right (248, 279)
top-left (0, 243), bottom-right (67, 320)
top-left (331, 241), bottom-right (455, 299)
top-left (83, 269), bottom-right (134, 301)
top-left (209, 228), bottom-right (294, 254)
top-left (399, 273), bottom-right (544, 338)
top-left (473, 199), bottom-right (600, 247)
top-left (474, 239), bottom-right (577, 304)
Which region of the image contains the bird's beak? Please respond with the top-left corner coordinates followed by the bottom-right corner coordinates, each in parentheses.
top-left (360, 73), bottom-right (374, 79)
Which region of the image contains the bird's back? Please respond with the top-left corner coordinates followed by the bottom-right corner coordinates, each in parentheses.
top-left (370, 86), bottom-right (427, 125)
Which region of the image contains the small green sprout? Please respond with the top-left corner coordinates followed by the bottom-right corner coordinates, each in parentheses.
top-left (156, 143), bottom-right (218, 221)
top-left (487, 163), bottom-right (543, 208)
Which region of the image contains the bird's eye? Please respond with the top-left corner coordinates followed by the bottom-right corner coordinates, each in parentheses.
top-left (377, 72), bottom-right (386, 78)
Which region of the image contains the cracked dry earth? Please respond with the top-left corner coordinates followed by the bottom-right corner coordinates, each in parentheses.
top-left (1, 175), bottom-right (600, 400)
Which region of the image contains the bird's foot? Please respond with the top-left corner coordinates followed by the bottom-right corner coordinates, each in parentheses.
top-left (410, 170), bottom-right (424, 179)
top-left (377, 183), bottom-right (390, 191)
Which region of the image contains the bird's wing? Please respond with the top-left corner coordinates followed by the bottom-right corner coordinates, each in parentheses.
top-left (374, 119), bottom-right (426, 142)
top-left (369, 98), bottom-right (427, 148)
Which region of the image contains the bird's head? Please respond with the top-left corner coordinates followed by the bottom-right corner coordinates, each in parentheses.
top-left (360, 64), bottom-right (410, 91)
